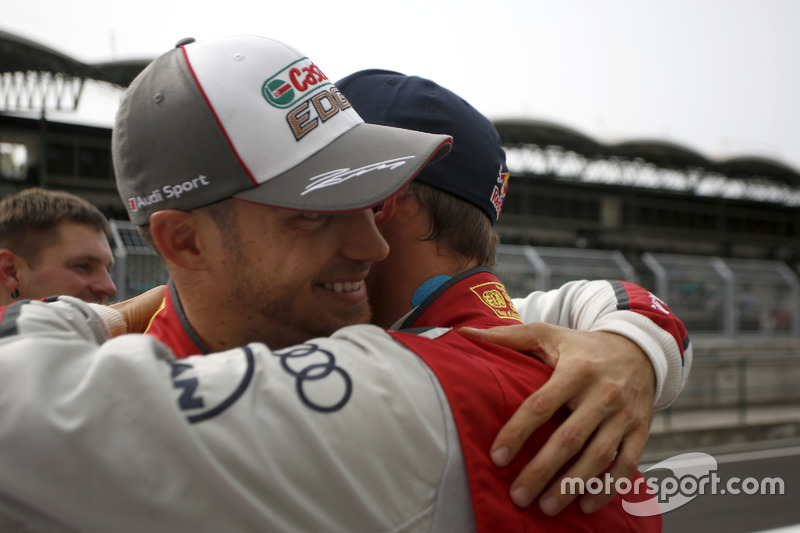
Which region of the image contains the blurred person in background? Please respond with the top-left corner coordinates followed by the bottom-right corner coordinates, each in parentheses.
top-left (0, 187), bottom-right (116, 306)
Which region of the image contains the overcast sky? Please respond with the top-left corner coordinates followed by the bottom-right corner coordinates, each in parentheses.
top-left (4, 0), bottom-right (800, 171)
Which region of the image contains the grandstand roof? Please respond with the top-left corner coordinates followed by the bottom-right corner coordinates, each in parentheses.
top-left (0, 29), bottom-right (150, 88)
top-left (2, 30), bottom-right (799, 189)
top-left (715, 157), bottom-right (800, 187)
top-left (494, 118), bottom-right (800, 187)
top-left (491, 118), bottom-right (606, 158)
top-left (605, 139), bottom-right (711, 170)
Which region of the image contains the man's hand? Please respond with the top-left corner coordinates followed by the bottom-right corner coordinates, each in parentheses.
top-left (110, 285), bottom-right (166, 333)
top-left (459, 322), bottom-right (655, 516)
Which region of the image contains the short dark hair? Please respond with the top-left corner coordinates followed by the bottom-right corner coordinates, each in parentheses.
top-left (403, 181), bottom-right (499, 269)
top-left (0, 188), bottom-right (112, 264)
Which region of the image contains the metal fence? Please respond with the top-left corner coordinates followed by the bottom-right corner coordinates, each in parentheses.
top-left (495, 244), bottom-right (637, 296)
top-left (109, 220), bottom-right (169, 302)
top-left (642, 252), bottom-right (800, 337)
top-left (494, 244), bottom-right (800, 339)
top-left (654, 349), bottom-right (800, 429)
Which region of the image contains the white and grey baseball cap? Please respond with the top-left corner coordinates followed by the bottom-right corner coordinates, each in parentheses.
top-left (113, 35), bottom-right (452, 225)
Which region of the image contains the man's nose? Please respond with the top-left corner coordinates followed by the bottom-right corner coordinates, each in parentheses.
top-left (337, 209), bottom-right (391, 263)
top-left (93, 270), bottom-right (117, 303)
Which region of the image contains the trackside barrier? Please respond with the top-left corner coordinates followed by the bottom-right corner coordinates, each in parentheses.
top-left (494, 245), bottom-right (800, 339)
top-left (109, 219), bottom-right (169, 302)
top-left (658, 352), bottom-right (800, 427)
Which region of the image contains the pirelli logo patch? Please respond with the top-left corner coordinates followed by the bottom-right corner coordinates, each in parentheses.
top-left (469, 282), bottom-right (522, 322)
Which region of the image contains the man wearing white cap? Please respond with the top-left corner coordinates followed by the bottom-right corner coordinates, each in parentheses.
top-left (113, 35), bottom-right (451, 352)
top-left (0, 35), bottom-right (672, 531)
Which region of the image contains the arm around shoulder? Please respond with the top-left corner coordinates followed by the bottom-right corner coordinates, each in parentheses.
top-left (511, 279), bottom-right (692, 408)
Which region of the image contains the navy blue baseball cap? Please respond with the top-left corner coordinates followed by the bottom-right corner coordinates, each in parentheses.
top-left (336, 70), bottom-right (510, 225)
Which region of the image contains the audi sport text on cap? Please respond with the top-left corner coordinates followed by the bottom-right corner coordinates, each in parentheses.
top-left (337, 69), bottom-right (509, 225)
top-left (113, 36), bottom-right (452, 225)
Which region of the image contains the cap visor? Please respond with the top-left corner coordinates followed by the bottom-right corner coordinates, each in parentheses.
top-left (234, 123), bottom-right (451, 212)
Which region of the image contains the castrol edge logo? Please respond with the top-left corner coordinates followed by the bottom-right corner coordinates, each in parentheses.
top-left (263, 58), bottom-right (331, 108)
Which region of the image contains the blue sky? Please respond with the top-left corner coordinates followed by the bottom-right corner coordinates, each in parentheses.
top-left (4, 0), bottom-right (800, 170)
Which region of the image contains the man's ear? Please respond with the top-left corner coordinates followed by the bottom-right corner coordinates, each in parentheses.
top-left (149, 211), bottom-right (207, 271)
top-left (0, 249), bottom-right (21, 292)
top-left (373, 194), bottom-right (397, 228)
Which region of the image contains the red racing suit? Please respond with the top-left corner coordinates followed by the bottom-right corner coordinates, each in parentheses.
top-left (390, 268), bottom-right (664, 531)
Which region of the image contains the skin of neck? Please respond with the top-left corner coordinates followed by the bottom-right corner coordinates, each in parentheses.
top-left (149, 208), bottom-right (270, 352)
top-left (167, 248), bottom-right (315, 352)
top-left (368, 194), bottom-right (478, 328)
top-left (165, 255), bottom-right (257, 353)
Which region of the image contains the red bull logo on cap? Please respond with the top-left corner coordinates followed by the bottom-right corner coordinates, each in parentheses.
top-left (490, 167), bottom-right (510, 220)
top-left (263, 58), bottom-right (331, 108)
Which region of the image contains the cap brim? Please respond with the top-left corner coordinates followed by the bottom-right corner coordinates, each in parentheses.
top-left (233, 123), bottom-right (452, 212)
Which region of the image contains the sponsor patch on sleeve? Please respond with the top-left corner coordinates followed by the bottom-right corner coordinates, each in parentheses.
top-left (469, 282), bottom-right (523, 322)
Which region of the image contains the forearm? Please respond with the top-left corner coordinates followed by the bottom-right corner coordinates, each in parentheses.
top-left (512, 279), bottom-right (692, 408)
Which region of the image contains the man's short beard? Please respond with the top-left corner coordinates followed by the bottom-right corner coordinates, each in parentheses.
top-left (221, 220), bottom-right (372, 348)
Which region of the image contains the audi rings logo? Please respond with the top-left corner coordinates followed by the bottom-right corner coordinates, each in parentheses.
top-left (273, 343), bottom-right (353, 412)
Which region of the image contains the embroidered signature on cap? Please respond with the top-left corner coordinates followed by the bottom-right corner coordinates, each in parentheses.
top-left (302, 156), bottom-right (415, 195)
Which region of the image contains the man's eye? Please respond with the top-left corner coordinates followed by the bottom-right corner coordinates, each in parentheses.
top-left (298, 212), bottom-right (328, 222)
top-left (72, 264), bottom-right (91, 273)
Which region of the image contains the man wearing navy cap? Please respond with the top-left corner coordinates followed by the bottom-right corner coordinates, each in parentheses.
top-left (338, 70), bottom-right (691, 519)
